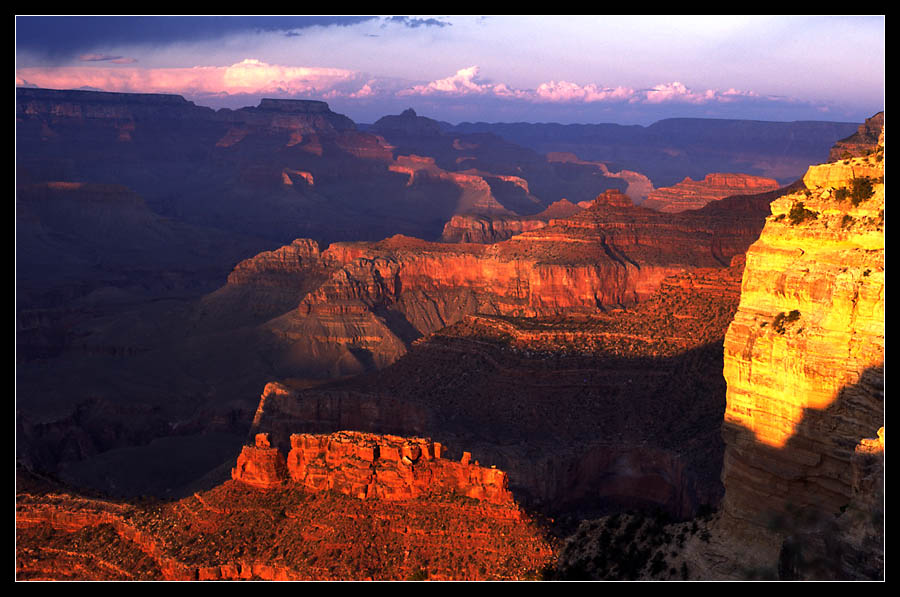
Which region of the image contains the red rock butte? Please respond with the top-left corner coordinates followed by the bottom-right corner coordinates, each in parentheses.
top-left (232, 432), bottom-right (515, 506)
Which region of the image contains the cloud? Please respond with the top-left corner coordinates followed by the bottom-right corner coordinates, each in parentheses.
top-left (397, 67), bottom-right (763, 107)
top-left (385, 16), bottom-right (451, 28)
top-left (78, 53), bottom-right (137, 64)
top-left (16, 59), bottom-right (812, 122)
top-left (535, 81), bottom-right (635, 103)
top-left (16, 16), bottom-right (379, 59)
top-left (15, 58), bottom-right (360, 97)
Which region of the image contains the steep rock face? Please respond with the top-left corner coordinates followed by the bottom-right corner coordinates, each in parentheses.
top-left (718, 134), bottom-right (884, 579)
top-left (828, 112), bottom-right (884, 162)
top-left (388, 154), bottom-right (513, 215)
top-left (249, 259), bottom-right (749, 518)
top-left (232, 432), bottom-right (514, 505)
top-left (440, 198), bottom-right (584, 243)
top-left (641, 173), bottom-right (780, 213)
top-left (226, 238), bottom-right (328, 287)
top-left (258, 187), bottom-right (776, 378)
top-left (546, 152), bottom-right (655, 203)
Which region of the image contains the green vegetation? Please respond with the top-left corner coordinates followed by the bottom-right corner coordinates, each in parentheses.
top-left (788, 201), bottom-right (816, 225)
top-left (833, 177), bottom-right (876, 207)
top-left (850, 177), bottom-right (875, 206)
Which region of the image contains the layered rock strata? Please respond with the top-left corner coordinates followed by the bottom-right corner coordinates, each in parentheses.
top-left (546, 152), bottom-right (655, 203)
top-left (232, 432), bottom-right (513, 505)
top-left (17, 464), bottom-right (552, 580)
top-left (641, 173), bottom-right (780, 213)
top-left (252, 187), bottom-right (776, 378)
top-left (249, 258), bottom-right (749, 518)
top-left (717, 132), bottom-right (884, 579)
top-left (440, 198), bottom-right (584, 243)
top-left (828, 111), bottom-right (884, 162)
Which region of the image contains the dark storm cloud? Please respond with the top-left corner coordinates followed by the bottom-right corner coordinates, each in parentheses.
top-left (15, 16), bottom-right (378, 58)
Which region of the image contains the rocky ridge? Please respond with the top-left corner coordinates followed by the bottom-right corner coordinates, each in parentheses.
top-left (255, 188), bottom-right (774, 378)
top-left (440, 198), bottom-right (584, 243)
top-left (247, 256), bottom-right (750, 519)
top-left (17, 454), bottom-right (553, 580)
top-left (828, 111), bottom-right (884, 162)
top-left (640, 173), bottom-right (780, 213)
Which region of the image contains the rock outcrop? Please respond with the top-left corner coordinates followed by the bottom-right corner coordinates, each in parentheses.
top-left (440, 198), bottom-right (584, 243)
top-left (249, 186), bottom-right (778, 378)
top-left (715, 129), bottom-right (884, 579)
top-left (388, 154), bottom-right (514, 215)
top-left (232, 432), bottom-right (514, 505)
top-left (248, 255), bottom-right (752, 519)
top-left (17, 460), bottom-right (552, 580)
top-left (546, 152), bottom-right (655, 203)
top-left (828, 111), bottom-right (884, 162)
top-left (641, 173), bottom-right (780, 213)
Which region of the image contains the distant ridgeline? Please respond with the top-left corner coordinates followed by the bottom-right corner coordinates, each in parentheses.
top-left (444, 118), bottom-right (861, 187)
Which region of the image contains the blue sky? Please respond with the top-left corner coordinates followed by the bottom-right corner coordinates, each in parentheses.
top-left (15, 15), bottom-right (885, 125)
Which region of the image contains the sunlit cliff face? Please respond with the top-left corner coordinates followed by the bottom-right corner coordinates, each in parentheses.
top-left (722, 141), bottom-right (884, 449)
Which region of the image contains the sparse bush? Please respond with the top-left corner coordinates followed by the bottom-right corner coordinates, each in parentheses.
top-left (834, 187), bottom-right (850, 201)
top-left (841, 214), bottom-right (854, 228)
top-left (772, 310), bottom-right (800, 335)
top-left (850, 177), bottom-right (874, 206)
top-left (788, 201), bottom-right (816, 225)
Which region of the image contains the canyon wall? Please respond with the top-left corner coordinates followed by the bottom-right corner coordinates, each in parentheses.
top-left (440, 198), bottom-right (584, 243)
top-left (641, 173), bottom-right (780, 212)
top-left (256, 188), bottom-right (772, 378)
top-left (828, 112), bottom-right (884, 162)
top-left (716, 129), bottom-right (884, 579)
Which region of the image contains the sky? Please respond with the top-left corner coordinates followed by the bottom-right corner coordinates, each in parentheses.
top-left (15, 15), bottom-right (885, 126)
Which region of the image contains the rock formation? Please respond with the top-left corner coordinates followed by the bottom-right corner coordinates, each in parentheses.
top-left (17, 448), bottom-right (552, 580)
top-left (712, 128), bottom-right (884, 579)
top-left (237, 185), bottom-right (779, 379)
top-left (828, 111), bottom-right (884, 162)
top-left (546, 152), bottom-right (655, 203)
top-left (440, 198), bottom-right (584, 243)
top-left (449, 118), bottom-right (860, 187)
top-left (247, 254), bottom-right (752, 519)
top-left (387, 154), bottom-right (514, 214)
top-left (641, 173), bottom-right (780, 212)
top-left (232, 432), bottom-right (514, 505)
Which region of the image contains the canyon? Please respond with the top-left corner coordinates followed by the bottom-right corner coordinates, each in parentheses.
top-left (15, 87), bottom-right (882, 581)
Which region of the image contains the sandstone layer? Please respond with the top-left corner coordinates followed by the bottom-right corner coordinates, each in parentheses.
top-left (232, 431), bottom-right (513, 505)
top-left (17, 457), bottom-right (553, 581)
top-left (641, 173), bottom-right (780, 213)
top-left (828, 111), bottom-right (884, 162)
top-left (248, 257), bottom-right (750, 519)
top-left (714, 131), bottom-right (884, 579)
top-left (440, 199), bottom-right (584, 243)
top-left (258, 188), bottom-right (774, 378)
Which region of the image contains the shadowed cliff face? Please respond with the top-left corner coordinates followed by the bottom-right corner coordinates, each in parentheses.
top-left (248, 260), bottom-right (748, 519)
top-left (707, 366), bottom-right (884, 581)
